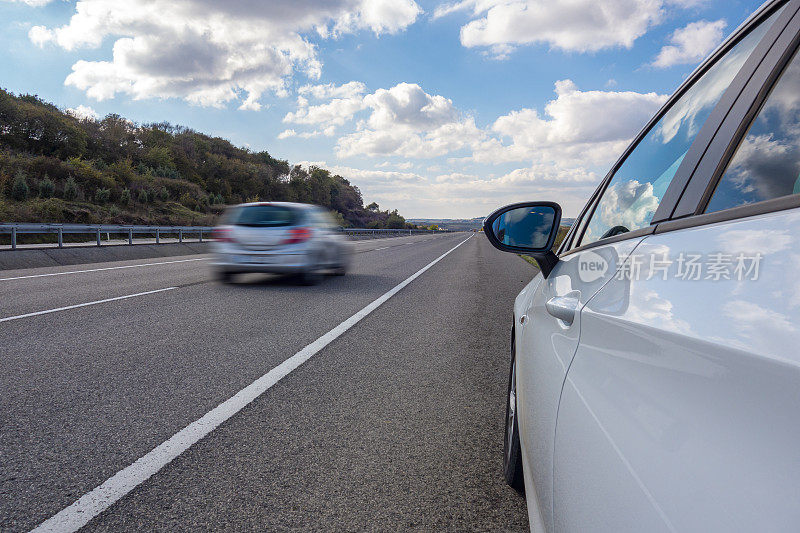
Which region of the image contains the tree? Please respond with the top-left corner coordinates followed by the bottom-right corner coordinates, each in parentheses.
top-left (94, 187), bottom-right (111, 204)
top-left (385, 210), bottom-right (406, 229)
top-left (38, 175), bottom-right (55, 198)
top-left (0, 88), bottom-right (410, 227)
top-left (11, 171), bottom-right (29, 200)
top-left (63, 176), bottom-right (79, 200)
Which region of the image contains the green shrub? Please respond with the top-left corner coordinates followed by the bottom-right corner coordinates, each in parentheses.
top-left (11, 172), bottom-right (29, 201)
top-left (94, 187), bottom-right (111, 204)
top-left (38, 176), bottom-right (55, 198)
top-left (158, 186), bottom-right (169, 202)
top-left (120, 188), bottom-right (131, 205)
top-left (137, 189), bottom-right (149, 203)
top-left (63, 176), bottom-right (79, 200)
top-left (179, 192), bottom-right (194, 208)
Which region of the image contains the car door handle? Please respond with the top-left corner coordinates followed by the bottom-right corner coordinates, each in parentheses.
top-left (545, 292), bottom-right (580, 325)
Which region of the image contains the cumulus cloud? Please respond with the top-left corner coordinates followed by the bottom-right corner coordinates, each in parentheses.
top-left (298, 81), bottom-right (367, 99)
top-left (65, 104), bottom-right (99, 121)
top-left (434, 0), bottom-right (690, 57)
top-left (282, 81), bottom-right (481, 157)
top-left (278, 76), bottom-right (671, 219)
top-left (582, 179), bottom-right (659, 241)
top-left (3, 0), bottom-right (54, 6)
top-left (324, 82), bottom-right (482, 158)
top-left (652, 19), bottom-right (727, 68)
top-left (284, 82), bottom-right (368, 131)
top-left (297, 161), bottom-right (425, 183)
top-left (28, 0), bottom-right (420, 109)
top-left (475, 79), bottom-right (667, 168)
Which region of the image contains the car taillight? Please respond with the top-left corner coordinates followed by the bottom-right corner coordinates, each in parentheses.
top-left (212, 228), bottom-right (235, 242)
top-left (281, 227), bottom-right (312, 245)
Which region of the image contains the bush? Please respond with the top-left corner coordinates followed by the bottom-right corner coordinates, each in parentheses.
top-left (63, 176), bottom-right (79, 200)
top-left (179, 192), bottom-right (194, 208)
top-left (137, 189), bottom-right (149, 203)
top-left (120, 188), bottom-right (131, 205)
top-left (94, 187), bottom-right (111, 204)
top-left (11, 172), bottom-right (29, 201)
top-left (158, 186), bottom-right (169, 202)
top-left (38, 176), bottom-right (55, 198)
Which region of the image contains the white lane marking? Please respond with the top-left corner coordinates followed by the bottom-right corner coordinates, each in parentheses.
top-left (31, 234), bottom-right (472, 533)
top-left (373, 247), bottom-right (389, 251)
top-left (0, 258), bottom-right (207, 282)
top-left (0, 287), bottom-right (177, 324)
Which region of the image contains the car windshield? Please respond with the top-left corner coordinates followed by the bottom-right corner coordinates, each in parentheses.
top-left (233, 205), bottom-right (298, 227)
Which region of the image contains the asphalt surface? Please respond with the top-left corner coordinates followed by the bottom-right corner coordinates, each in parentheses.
top-left (1, 232), bottom-right (535, 531)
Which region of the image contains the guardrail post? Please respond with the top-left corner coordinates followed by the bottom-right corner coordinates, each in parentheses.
top-left (179, 229), bottom-right (183, 243)
top-left (199, 230), bottom-right (203, 243)
top-left (128, 229), bottom-right (133, 245)
top-left (11, 226), bottom-right (17, 250)
top-left (155, 229), bottom-right (160, 244)
top-left (58, 228), bottom-right (63, 248)
top-left (96, 228), bottom-right (101, 246)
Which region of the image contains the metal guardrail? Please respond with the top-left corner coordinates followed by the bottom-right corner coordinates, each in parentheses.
top-left (0, 223), bottom-right (449, 249)
top-left (0, 223), bottom-right (213, 249)
top-left (340, 228), bottom-right (447, 237)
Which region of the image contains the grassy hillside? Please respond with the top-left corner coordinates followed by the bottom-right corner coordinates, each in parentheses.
top-left (0, 89), bottom-right (411, 228)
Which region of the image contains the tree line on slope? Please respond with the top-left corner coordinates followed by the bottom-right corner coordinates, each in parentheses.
top-left (0, 88), bottom-right (411, 228)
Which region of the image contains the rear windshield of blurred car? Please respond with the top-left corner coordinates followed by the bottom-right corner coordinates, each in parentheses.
top-left (227, 205), bottom-right (299, 227)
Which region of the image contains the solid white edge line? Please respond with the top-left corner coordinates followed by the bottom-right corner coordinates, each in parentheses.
top-left (0, 287), bottom-right (177, 323)
top-left (0, 258), bottom-right (208, 282)
top-left (31, 233), bottom-right (472, 533)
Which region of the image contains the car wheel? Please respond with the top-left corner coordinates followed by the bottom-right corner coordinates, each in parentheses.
top-left (332, 254), bottom-right (348, 276)
top-left (297, 267), bottom-right (322, 285)
top-left (504, 336), bottom-right (525, 492)
top-left (216, 271), bottom-right (234, 284)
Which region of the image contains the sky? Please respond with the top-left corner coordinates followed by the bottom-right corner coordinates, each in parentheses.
top-left (0, 0), bottom-right (766, 219)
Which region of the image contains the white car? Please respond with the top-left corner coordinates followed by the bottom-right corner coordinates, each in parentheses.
top-left (484, 0), bottom-right (800, 530)
top-left (211, 202), bottom-right (351, 285)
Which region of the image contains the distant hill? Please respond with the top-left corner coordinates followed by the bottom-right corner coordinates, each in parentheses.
top-left (0, 89), bottom-right (412, 228)
top-left (408, 217), bottom-right (484, 231)
top-left (409, 216), bottom-right (575, 231)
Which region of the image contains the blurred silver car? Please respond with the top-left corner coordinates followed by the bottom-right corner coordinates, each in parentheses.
top-left (210, 202), bottom-right (351, 284)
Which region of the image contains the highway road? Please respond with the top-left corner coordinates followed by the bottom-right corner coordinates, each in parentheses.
top-left (1, 232), bottom-right (534, 532)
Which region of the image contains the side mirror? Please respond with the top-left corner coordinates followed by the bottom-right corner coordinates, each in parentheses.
top-left (483, 201), bottom-right (561, 278)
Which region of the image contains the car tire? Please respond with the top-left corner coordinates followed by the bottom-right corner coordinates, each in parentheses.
top-left (216, 271), bottom-right (234, 284)
top-left (297, 268), bottom-right (322, 286)
top-left (504, 335), bottom-right (525, 493)
top-left (332, 254), bottom-right (348, 276)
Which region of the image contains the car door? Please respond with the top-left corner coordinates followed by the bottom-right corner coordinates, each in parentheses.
top-left (517, 4), bottom-right (791, 531)
top-left (515, 234), bottom-right (644, 532)
top-left (553, 3), bottom-right (800, 531)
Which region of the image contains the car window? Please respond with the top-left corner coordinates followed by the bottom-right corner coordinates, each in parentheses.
top-left (563, 194), bottom-right (598, 252)
top-left (706, 47), bottom-right (800, 213)
top-left (234, 205), bottom-right (298, 227)
top-left (579, 9), bottom-right (781, 246)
